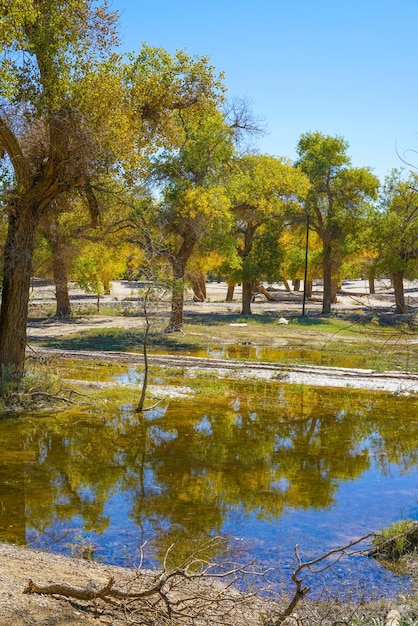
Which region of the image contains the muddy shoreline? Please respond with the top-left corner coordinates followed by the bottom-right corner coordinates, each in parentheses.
top-left (31, 346), bottom-right (418, 394)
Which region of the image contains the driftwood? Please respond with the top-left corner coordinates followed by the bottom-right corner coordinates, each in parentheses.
top-left (25, 539), bottom-right (271, 625)
top-left (255, 285), bottom-right (302, 302)
top-left (25, 535), bottom-right (377, 626)
top-left (27, 391), bottom-right (77, 404)
top-left (26, 567), bottom-right (207, 602)
top-left (26, 577), bottom-right (117, 602)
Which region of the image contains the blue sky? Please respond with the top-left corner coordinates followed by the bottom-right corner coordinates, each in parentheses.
top-left (111, 0), bottom-right (418, 182)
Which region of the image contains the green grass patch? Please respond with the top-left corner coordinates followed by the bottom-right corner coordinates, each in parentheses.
top-left (372, 519), bottom-right (418, 561)
top-left (30, 311), bottom-right (418, 372)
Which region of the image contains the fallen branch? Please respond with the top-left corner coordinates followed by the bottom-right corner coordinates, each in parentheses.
top-left (25, 535), bottom-right (377, 626)
top-left (25, 538), bottom-right (271, 625)
top-left (265, 533), bottom-right (374, 626)
top-left (27, 391), bottom-right (77, 404)
top-left (26, 577), bottom-right (115, 601)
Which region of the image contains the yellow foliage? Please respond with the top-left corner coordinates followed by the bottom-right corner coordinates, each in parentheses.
top-left (177, 186), bottom-right (231, 220)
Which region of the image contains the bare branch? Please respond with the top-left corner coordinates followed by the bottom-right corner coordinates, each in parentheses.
top-left (266, 534), bottom-right (375, 626)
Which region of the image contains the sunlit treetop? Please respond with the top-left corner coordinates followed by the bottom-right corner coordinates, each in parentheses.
top-left (0, 0), bottom-right (120, 108)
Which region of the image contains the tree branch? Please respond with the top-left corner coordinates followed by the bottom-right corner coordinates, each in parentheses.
top-left (0, 115), bottom-right (31, 187)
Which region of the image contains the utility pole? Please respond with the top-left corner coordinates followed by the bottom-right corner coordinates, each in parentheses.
top-left (302, 214), bottom-right (309, 316)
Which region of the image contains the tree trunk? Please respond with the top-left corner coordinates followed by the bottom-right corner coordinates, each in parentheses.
top-left (392, 270), bottom-right (407, 314)
top-left (167, 268), bottom-right (186, 332)
top-left (305, 279), bottom-right (313, 298)
top-left (331, 278), bottom-right (339, 304)
top-left (186, 269), bottom-right (206, 302)
top-left (293, 279), bottom-right (301, 291)
top-left (322, 244), bottom-right (333, 314)
top-left (368, 276), bottom-right (375, 294)
top-left (256, 284), bottom-right (279, 301)
top-left (0, 211), bottom-right (37, 377)
top-left (241, 280), bottom-right (253, 315)
top-left (165, 235), bottom-right (196, 332)
top-left (52, 239), bottom-right (72, 317)
top-left (42, 213), bottom-right (72, 317)
top-left (226, 282), bottom-right (235, 301)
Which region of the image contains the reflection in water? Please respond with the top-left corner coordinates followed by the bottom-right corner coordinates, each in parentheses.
top-left (152, 342), bottom-right (389, 369)
top-left (0, 380), bottom-right (417, 600)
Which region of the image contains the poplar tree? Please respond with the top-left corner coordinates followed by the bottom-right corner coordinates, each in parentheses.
top-left (295, 132), bottom-right (379, 313)
top-left (0, 1), bottom-right (222, 376)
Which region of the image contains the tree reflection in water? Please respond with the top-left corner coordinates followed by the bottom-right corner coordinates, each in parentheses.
top-left (0, 380), bottom-right (416, 598)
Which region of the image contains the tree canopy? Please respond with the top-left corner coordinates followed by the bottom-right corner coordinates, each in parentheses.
top-left (295, 131), bottom-right (379, 313)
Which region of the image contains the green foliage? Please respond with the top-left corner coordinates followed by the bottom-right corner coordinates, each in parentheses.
top-left (295, 131), bottom-right (380, 311)
top-left (151, 107), bottom-right (235, 244)
top-left (296, 132), bottom-right (380, 237)
top-left (0, 0), bottom-right (119, 109)
top-left (224, 154), bottom-right (310, 286)
top-left (373, 169), bottom-right (418, 276)
top-left (72, 241), bottom-right (126, 300)
top-left (296, 131), bottom-right (350, 182)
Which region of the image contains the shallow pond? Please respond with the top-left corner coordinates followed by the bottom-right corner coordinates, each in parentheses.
top-left (151, 340), bottom-right (416, 371)
top-left (0, 369), bottom-right (417, 601)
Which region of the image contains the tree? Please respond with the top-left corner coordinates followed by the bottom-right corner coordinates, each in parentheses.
top-left (0, 1), bottom-right (224, 377)
top-left (373, 169), bottom-right (418, 313)
top-left (224, 155), bottom-right (310, 315)
top-left (0, 0), bottom-right (119, 376)
top-left (147, 107), bottom-right (235, 332)
top-left (295, 132), bottom-right (379, 314)
top-left (72, 240), bottom-right (126, 311)
top-left (38, 195), bottom-right (85, 317)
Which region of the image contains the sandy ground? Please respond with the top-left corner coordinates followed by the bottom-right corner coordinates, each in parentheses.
top-left (0, 541), bottom-right (277, 626)
top-left (28, 277), bottom-right (418, 316)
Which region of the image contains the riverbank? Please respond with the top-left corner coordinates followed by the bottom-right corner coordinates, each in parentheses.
top-left (0, 541), bottom-right (414, 626)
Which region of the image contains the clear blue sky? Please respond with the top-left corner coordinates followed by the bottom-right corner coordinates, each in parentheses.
top-left (111, 0), bottom-right (418, 182)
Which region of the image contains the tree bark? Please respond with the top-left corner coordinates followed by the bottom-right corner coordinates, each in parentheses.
top-left (283, 279), bottom-right (291, 292)
top-left (392, 270), bottom-right (407, 314)
top-left (331, 278), bottom-right (339, 304)
top-left (322, 244), bottom-right (333, 314)
top-left (186, 269), bottom-right (206, 302)
top-left (241, 280), bottom-right (253, 315)
top-left (0, 210), bottom-right (38, 377)
top-left (226, 282), bottom-right (235, 301)
top-left (52, 239), bottom-right (72, 316)
top-left (165, 235), bottom-right (196, 332)
top-left (305, 279), bottom-right (313, 298)
top-left (293, 279), bottom-right (301, 291)
top-left (41, 215), bottom-right (73, 317)
top-left (255, 284), bottom-right (279, 301)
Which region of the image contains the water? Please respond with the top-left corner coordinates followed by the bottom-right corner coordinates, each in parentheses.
top-left (0, 374), bottom-right (417, 601)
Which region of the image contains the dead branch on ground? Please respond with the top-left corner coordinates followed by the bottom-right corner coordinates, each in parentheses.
top-left (264, 533), bottom-right (374, 626)
top-left (25, 534), bottom-right (376, 625)
top-left (25, 538), bottom-right (271, 625)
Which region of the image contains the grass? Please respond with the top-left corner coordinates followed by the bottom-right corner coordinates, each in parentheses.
top-left (30, 311), bottom-right (418, 372)
top-left (372, 519), bottom-right (418, 560)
